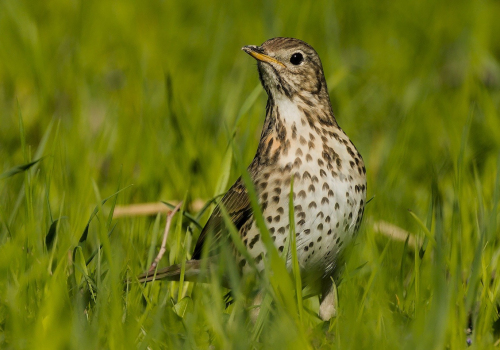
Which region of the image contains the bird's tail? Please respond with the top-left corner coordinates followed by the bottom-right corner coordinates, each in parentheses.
top-left (137, 260), bottom-right (204, 283)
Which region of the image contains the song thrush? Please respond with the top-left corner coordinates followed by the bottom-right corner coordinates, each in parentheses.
top-left (138, 37), bottom-right (367, 321)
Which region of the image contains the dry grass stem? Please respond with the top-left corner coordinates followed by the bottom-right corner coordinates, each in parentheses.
top-left (373, 220), bottom-right (416, 248)
top-left (113, 200), bottom-right (204, 218)
top-left (148, 202), bottom-right (183, 273)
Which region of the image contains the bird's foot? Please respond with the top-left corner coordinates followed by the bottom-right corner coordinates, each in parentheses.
top-left (319, 280), bottom-right (338, 321)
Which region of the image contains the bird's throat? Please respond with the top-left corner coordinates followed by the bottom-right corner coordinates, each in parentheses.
top-left (254, 95), bottom-right (341, 169)
top-left (265, 94), bottom-right (338, 140)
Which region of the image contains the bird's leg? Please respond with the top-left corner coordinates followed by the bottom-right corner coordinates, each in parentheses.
top-left (250, 290), bottom-right (264, 323)
top-left (319, 277), bottom-right (338, 321)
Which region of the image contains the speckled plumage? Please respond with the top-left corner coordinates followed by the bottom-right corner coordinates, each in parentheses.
top-left (139, 38), bottom-right (367, 320)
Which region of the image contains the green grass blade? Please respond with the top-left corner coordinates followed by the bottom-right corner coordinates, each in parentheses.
top-left (161, 201), bottom-right (203, 230)
top-left (79, 185), bottom-right (132, 243)
top-left (0, 158), bottom-right (45, 180)
top-left (288, 176), bottom-right (303, 321)
top-left (408, 210), bottom-right (436, 247)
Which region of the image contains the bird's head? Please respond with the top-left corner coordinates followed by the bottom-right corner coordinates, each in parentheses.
top-left (242, 37), bottom-right (328, 100)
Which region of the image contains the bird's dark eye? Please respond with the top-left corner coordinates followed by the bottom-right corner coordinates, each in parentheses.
top-left (290, 52), bottom-right (304, 65)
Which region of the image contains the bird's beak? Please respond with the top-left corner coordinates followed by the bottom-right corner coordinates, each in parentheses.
top-left (242, 45), bottom-right (286, 67)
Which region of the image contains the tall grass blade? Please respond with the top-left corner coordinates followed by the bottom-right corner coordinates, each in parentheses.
top-left (0, 158), bottom-right (45, 180)
top-left (288, 177), bottom-right (303, 321)
top-left (79, 185), bottom-right (132, 243)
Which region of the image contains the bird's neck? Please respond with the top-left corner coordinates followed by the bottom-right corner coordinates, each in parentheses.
top-left (252, 94), bottom-right (341, 168)
top-left (260, 93), bottom-right (338, 141)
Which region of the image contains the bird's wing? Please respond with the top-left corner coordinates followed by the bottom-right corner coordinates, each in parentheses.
top-left (192, 176), bottom-right (252, 259)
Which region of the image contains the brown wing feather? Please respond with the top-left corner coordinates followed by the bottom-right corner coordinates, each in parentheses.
top-left (192, 177), bottom-right (252, 259)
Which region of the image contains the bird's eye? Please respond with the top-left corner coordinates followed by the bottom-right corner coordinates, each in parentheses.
top-left (290, 52), bottom-right (304, 65)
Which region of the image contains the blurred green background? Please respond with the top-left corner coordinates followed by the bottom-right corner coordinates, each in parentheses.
top-left (1, 0), bottom-right (500, 348)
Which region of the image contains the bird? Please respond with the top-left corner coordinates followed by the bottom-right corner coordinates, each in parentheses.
top-left (138, 37), bottom-right (367, 321)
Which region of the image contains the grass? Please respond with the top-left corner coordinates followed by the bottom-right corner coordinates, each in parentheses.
top-left (1, 0), bottom-right (500, 348)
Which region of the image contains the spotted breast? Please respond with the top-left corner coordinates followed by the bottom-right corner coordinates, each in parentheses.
top-left (240, 93), bottom-right (366, 282)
